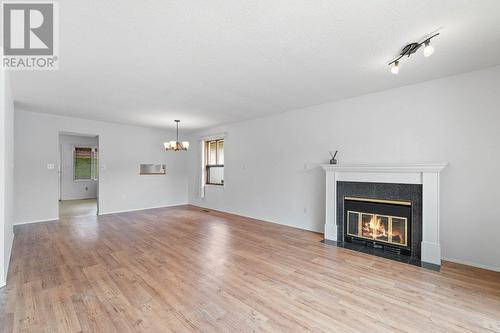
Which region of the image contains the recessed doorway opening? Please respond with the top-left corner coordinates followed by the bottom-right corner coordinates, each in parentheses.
top-left (58, 132), bottom-right (99, 218)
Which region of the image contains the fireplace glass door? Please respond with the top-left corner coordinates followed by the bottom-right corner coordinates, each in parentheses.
top-left (347, 211), bottom-right (407, 247)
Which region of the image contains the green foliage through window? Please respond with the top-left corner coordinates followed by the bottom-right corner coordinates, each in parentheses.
top-left (74, 147), bottom-right (98, 180)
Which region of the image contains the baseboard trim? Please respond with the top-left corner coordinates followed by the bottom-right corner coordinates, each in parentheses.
top-left (99, 203), bottom-right (189, 215)
top-left (442, 257), bottom-right (500, 272)
top-left (188, 204), bottom-right (322, 234)
top-left (13, 217), bottom-right (59, 227)
top-left (3, 228), bottom-right (14, 288)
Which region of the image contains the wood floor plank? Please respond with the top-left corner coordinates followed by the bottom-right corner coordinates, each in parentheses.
top-left (1, 205), bottom-right (499, 332)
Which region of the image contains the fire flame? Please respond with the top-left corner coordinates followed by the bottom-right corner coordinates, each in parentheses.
top-left (353, 213), bottom-right (405, 245)
top-left (363, 216), bottom-right (387, 239)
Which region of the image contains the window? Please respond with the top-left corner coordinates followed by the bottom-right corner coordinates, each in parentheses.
top-left (74, 147), bottom-right (98, 180)
top-left (205, 139), bottom-right (224, 185)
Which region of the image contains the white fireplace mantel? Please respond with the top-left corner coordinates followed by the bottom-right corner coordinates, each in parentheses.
top-left (321, 163), bottom-right (447, 265)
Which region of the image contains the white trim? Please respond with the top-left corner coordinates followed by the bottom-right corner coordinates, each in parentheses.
top-left (98, 203), bottom-right (188, 215)
top-left (59, 131), bottom-right (98, 138)
top-left (198, 132), bottom-right (227, 141)
top-left (199, 140), bottom-right (206, 198)
top-left (204, 184), bottom-right (224, 189)
top-left (72, 145), bottom-right (98, 150)
top-left (190, 204), bottom-right (322, 233)
top-left (13, 217), bottom-right (59, 226)
top-left (0, 278), bottom-right (5, 288)
top-left (443, 257), bottom-right (500, 272)
top-left (321, 163), bottom-right (448, 173)
top-left (3, 227), bottom-right (13, 287)
top-left (60, 195), bottom-right (97, 200)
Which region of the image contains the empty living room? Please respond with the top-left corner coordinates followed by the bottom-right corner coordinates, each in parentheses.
top-left (1, 1), bottom-right (500, 332)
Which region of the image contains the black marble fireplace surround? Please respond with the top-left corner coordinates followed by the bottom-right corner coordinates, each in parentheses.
top-left (334, 181), bottom-right (425, 266)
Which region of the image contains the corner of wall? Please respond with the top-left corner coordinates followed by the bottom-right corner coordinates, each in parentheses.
top-left (2, 68), bottom-right (15, 284)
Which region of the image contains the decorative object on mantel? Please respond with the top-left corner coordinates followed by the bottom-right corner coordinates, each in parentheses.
top-left (329, 150), bottom-right (338, 164)
top-left (164, 120), bottom-right (189, 151)
top-left (388, 32), bottom-right (439, 74)
top-left (140, 164), bottom-right (166, 175)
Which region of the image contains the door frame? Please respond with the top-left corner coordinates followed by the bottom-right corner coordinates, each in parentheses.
top-left (58, 132), bottom-right (100, 217)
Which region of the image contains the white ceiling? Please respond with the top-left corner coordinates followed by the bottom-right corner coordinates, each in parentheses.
top-left (10, 0), bottom-right (500, 130)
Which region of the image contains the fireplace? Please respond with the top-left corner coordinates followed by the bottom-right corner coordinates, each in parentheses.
top-left (322, 163), bottom-right (447, 268)
top-left (344, 197), bottom-right (412, 256)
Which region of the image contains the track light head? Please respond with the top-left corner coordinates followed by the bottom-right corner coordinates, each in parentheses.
top-left (423, 40), bottom-right (434, 57)
top-left (391, 61), bottom-right (399, 75)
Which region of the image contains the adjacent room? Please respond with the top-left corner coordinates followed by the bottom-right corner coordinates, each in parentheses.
top-left (1, 1), bottom-right (499, 332)
top-left (58, 133), bottom-right (99, 218)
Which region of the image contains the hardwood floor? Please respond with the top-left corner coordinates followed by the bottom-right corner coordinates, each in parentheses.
top-left (1, 205), bottom-right (499, 332)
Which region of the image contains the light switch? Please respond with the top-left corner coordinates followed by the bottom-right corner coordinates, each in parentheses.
top-left (47, 164), bottom-right (55, 170)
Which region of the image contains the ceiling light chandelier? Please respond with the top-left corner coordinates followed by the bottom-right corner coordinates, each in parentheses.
top-left (388, 33), bottom-right (439, 74)
top-left (164, 120), bottom-right (189, 151)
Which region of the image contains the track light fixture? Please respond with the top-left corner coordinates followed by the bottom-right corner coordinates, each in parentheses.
top-left (388, 33), bottom-right (439, 74)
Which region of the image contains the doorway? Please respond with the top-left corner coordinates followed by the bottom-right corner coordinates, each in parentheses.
top-left (58, 132), bottom-right (99, 218)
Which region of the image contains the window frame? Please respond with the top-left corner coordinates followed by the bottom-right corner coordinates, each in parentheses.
top-left (73, 145), bottom-right (99, 182)
top-left (205, 139), bottom-right (224, 186)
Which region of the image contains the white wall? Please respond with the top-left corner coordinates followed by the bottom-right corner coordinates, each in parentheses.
top-left (59, 134), bottom-right (98, 200)
top-left (188, 65), bottom-right (500, 271)
top-left (0, 70), bottom-right (14, 287)
top-left (15, 111), bottom-right (189, 224)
